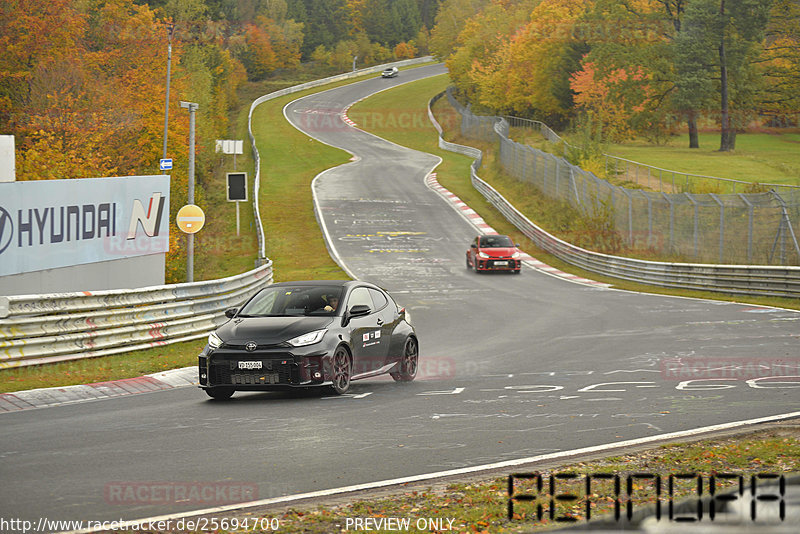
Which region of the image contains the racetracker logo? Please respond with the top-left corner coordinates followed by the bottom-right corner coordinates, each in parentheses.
top-left (0, 206), bottom-right (12, 254)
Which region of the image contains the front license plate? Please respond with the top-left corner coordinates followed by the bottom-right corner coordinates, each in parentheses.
top-left (238, 361), bottom-right (263, 370)
top-left (494, 261), bottom-right (508, 266)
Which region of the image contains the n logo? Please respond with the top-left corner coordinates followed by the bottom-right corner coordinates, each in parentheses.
top-left (127, 193), bottom-right (165, 239)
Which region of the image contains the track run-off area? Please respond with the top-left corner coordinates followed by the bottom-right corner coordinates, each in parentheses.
top-left (1, 63), bottom-right (799, 529)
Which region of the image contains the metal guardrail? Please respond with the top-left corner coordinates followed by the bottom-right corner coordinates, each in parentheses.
top-left (0, 263), bottom-right (273, 368)
top-left (429, 92), bottom-right (800, 298)
top-left (248, 56), bottom-right (435, 260)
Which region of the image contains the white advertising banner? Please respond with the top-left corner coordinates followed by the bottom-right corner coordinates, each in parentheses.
top-left (0, 175), bottom-right (170, 276)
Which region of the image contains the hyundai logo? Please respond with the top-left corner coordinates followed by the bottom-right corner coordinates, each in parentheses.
top-left (0, 206), bottom-right (12, 255)
top-left (245, 341), bottom-right (258, 352)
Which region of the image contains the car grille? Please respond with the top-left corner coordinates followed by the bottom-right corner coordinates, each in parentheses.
top-left (208, 353), bottom-right (298, 386)
top-left (487, 258), bottom-right (513, 268)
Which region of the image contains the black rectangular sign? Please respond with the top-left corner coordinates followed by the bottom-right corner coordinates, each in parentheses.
top-left (226, 172), bottom-right (247, 202)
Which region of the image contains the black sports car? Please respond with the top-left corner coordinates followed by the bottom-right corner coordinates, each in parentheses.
top-left (198, 280), bottom-right (418, 399)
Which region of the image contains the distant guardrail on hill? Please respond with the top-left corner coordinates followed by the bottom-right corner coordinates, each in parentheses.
top-left (0, 263), bottom-right (273, 369)
top-left (428, 92), bottom-right (800, 299)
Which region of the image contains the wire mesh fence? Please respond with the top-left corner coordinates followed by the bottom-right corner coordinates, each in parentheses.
top-left (447, 90), bottom-right (800, 266)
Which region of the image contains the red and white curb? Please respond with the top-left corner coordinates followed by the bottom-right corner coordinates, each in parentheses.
top-left (0, 366), bottom-right (197, 413)
top-left (341, 102), bottom-right (358, 127)
top-left (425, 173), bottom-right (610, 288)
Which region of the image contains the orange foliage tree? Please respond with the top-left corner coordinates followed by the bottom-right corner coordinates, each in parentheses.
top-left (393, 41), bottom-right (417, 59)
top-left (468, 0), bottom-right (590, 120)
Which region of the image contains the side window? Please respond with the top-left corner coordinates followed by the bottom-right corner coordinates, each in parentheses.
top-left (368, 289), bottom-right (388, 311)
top-left (347, 287), bottom-right (373, 310)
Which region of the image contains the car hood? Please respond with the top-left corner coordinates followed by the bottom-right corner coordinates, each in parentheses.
top-left (479, 247), bottom-right (517, 257)
top-left (216, 316), bottom-right (334, 345)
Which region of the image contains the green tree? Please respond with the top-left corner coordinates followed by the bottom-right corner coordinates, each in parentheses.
top-left (286, 0), bottom-right (351, 58)
top-left (677, 0), bottom-right (772, 151)
top-left (428, 0), bottom-right (487, 58)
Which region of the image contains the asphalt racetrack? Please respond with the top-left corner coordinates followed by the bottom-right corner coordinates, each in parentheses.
top-left (1, 63), bottom-right (798, 527)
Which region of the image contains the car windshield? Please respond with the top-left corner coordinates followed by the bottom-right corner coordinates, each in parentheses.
top-left (238, 286), bottom-right (344, 317)
top-left (479, 235), bottom-right (514, 248)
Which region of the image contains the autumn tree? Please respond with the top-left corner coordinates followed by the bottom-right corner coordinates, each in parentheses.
top-left (444, 0), bottom-right (538, 108)
top-left (760, 0), bottom-right (800, 124)
top-left (394, 41), bottom-right (417, 59)
top-left (428, 0), bottom-right (487, 59)
top-left (463, 0), bottom-right (584, 122)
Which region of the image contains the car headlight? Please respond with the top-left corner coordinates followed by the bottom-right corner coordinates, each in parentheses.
top-left (207, 332), bottom-right (223, 349)
top-left (287, 329), bottom-right (327, 347)
top-left (512, 251), bottom-right (521, 259)
top-left (477, 251), bottom-right (490, 259)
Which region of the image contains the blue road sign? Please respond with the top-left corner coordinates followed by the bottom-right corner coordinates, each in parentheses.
top-left (159, 158), bottom-right (173, 171)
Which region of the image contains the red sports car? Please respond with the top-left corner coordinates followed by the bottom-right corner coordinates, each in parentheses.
top-left (466, 234), bottom-right (522, 274)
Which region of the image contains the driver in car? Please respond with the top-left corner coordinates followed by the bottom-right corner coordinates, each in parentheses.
top-left (323, 294), bottom-right (339, 312)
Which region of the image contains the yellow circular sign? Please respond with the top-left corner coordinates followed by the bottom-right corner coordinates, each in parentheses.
top-left (176, 204), bottom-right (205, 234)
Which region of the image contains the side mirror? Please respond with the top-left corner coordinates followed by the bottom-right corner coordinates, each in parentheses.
top-left (224, 307), bottom-right (238, 319)
top-left (470, 244), bottom-right (477, 249)
top-left (348, 304), bottom-right (371, 317)
top-left (515, 243), bottom-right (520, 247)
top-left (342, 304), bottom-right (370, 326)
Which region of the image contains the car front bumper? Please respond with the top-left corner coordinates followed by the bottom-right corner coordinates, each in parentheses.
top-left (198, 343), bottom-right (335, 390)
top-left (476, 258), bottom-right (521, 271)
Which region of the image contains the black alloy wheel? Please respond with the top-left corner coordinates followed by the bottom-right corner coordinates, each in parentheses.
top-left (331, 346), bottom-right (352, 395)
top-left (391, 337), bottom-right (418, 382)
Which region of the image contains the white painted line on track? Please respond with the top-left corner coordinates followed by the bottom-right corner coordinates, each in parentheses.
top-left (62, 410), bottom-right (800, 533)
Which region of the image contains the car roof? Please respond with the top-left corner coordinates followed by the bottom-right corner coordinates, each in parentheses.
top-left (271, 280), bottom-right (348, 287)
top-left (270, 280), bottom-right (381, 291)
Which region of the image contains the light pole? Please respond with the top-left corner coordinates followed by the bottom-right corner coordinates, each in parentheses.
top-left (180, 100), bottom-right (199, 282)
top-left (162, 22), bottom-right (175, 161)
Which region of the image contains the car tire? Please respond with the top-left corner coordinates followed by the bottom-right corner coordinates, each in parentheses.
top-left (513, 269), bottom-right (521, 274)
top-left (330, 345), bottom-right (352, 395)
top-left (466, 256), bottom-right (471, 270)
top-left (391, 337), bottom-right (418, 382)
top-left (205, 387), bottom-right (234, 400)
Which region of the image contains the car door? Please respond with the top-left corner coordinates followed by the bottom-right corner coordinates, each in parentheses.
top-left (345, 287), bottom-right (389, 376)
top-left (368, 288), bottom-right (401, 367)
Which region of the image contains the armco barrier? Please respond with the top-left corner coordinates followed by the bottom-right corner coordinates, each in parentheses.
top-left (0, 263), bottom-right (273, 368)
top-left (428, 92), bottom-right (800, 298)
top-left (248, 57), bottom-right (434, 260)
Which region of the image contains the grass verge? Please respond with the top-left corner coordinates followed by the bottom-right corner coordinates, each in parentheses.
top-left (512, 127), bottom-right (800, 189)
